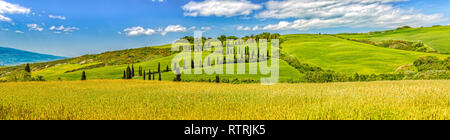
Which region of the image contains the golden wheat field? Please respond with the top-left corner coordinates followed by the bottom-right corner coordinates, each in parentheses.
top-left (0, 80), bottom-right (448, 120)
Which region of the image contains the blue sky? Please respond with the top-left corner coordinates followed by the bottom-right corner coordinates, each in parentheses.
top-left (0, 0), bottom-right (449, 57)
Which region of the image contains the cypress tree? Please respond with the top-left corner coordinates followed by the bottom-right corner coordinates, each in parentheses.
top-left (143, 71), bottom-right (146, 80)
top-left (131, 65), bottom-right (135, 77)
top-left (166, 65), bottom-right (169, 72)
top-left (158, 62), bottom-right (161, 73)
top-left (25, 63), bottom-right (31, 73)
top-left (191, 59), bottom-right (194, 69)
top-left (158, 72), bottom-right (161, 81)
top-left (126, 66), bottom-right (132, 79)
top-left (153, 73), bottom-right (155, 80)
top-left (175, 68), bottom-right (181, 82)
top-left (215, 75), bottom-right (220, 83)
top-left (81, 71), bottom-right (86, 80)
top-left (123, 71), bottom-right (126, 79)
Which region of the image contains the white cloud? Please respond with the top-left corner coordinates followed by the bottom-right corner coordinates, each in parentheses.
top-left (1, 28), bottom-right (8, 31)
top-left (182, 0), bottom-right (262, 17)
top-left (0, 0), bottom-right (30, 22)
top-left (49, 25), bottom-right (79, 33)
top-left (257, 0), bottom-right (444, 30)
top-left (237, 25), bottom-right (258, 31)
top-left (123, 26), bottom-right (157, 36)
top-left (161, 25), bottom-right (187, 35)
top-left (152, 0), bottom-right (166, 2)
top-left (14, 30), bottom-right (23, 34)
top-left (123, 25), bottom-right (189, 36)
top-left (200, 27), bottom-right (212, 30)
top-left (27, 24), bottom-right (44, 32)
top-left (48, 14), bottom-right (66, 20)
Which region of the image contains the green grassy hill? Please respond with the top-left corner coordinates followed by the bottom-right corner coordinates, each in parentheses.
top-left (281, 34), bottom-right (448, 74)
top-left (1, 27), bottom-right (449, 82)
top-left (336, 25), bottom-right (450, 53)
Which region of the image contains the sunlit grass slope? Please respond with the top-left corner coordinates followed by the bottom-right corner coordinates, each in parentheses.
top-left (0, 80), bottom-right (447, 120)
top-left (337, 26), bottom-right (450, 53)
top-left (281, 34), bottom-right (448, 74)
top-left (34, 54), bottom-right (302, 82)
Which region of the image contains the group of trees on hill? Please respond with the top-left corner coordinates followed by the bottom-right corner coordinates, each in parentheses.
top-left (182, 32), bottom-right (282, 45)
top-left (121, 63), bottom-right (167, 81)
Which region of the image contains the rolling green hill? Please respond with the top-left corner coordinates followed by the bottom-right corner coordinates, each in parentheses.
top-left (1, 27), bottom-right (449, 82)
top-left (336, 25), bottom-right (450, 53)
top-left (281, 34), bottom-right (448, 74)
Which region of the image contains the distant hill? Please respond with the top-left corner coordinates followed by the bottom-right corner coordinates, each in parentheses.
top-left (0, 47), bottom-right (66, 66)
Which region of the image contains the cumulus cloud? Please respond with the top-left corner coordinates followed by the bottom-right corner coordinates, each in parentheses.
top-left (48, 14), bottom-right (66, 20)
top-left (257, 0), bottom-right (444, 30)
top-left (49, 25), bottom-right (79, 33)
top-left (14, 30), bottom-right (23, 34)
top-left (237, 25), bottom-right (259, 31)
top-left (123, 26), bottom-right (157, 36)
top-left (152, 0), bottom-right (165, 2)
top-left (123, 25), bottom-right (189, 36)
top-left (161, 25), bottom-right (187, 35)
top-left (27, 24), bottom-right (44, 31)
top-left (182, 0), bottom-right (262, 17)
top-left (200, 27), bottom-right (212, 30)
top-left (0, 0), bottom-right (30, 22)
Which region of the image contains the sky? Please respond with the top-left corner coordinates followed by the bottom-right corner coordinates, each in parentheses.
top-left (0, 0), bottom-right (449, 57)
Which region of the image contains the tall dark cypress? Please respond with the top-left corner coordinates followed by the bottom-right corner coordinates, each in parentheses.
top-left (81, 71), bottom-right (86, 80)
top-left (175, 68), bottom-right (181, 82)
top-left (158, 62), bottom-right (161, 73)
top-left (215, 75), bottom-right (220, 83)
top-left (126, 66), bottom-right (132, 79)
top-left (143, 71), bottom-right (146, 80)
top-left (191, 59), bottom-right (194, 68)
top-left (25, 64), bottom-right (31, 73)
top-left (131, 65), bottom-right (135, 77)
top-left (166, 65), bottom-right (169, 72)
top-left (153, 73), bottom-right (155, 80)
top-left (158, 72), bottom-right (161, 81)
top-left (123, 71), bottom-right (126, 79)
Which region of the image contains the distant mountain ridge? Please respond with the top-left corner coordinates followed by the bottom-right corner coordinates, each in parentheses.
top-left (0, 47), bottom-right (66, 66)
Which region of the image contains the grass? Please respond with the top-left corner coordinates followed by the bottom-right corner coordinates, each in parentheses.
top-left (0, 80), bottom-right (448, 120)
top-left (337, 26), bottom-right (450, 53)
top-left (281, 34), bottom-right (448, 74)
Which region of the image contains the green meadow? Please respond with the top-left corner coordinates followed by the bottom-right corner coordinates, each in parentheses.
top-left (281, 34), bottom-right (447, 74)
top-left (337, 26), bottom-right (450, 53)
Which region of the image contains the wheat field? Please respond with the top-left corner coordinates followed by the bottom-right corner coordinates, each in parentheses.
top-left (0, 80), bottom-right (448, 120)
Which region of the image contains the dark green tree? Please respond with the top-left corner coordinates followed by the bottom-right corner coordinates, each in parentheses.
top-left (126, 66), bottom-right (132, 79)
top-left (143, 71), bottom-right (146, 80)
top-left (166, 65), bottom-right (169, 72)
top-left (158, 72), bottom-right (161, 81)
top-left (81, 71), bottom-right (86, 80)
top-left (158, 62), bottom-right (161, 73)
top-left (123, 71), bottom-right (126, 79)
top-left (25, 63), bottom-right (31, 73)
top-left (216, 75), bottom-right (220, 83)
top-left (131, 65), bottom-right (135, 77)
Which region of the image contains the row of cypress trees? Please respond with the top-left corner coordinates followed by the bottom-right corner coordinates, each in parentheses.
top-left (122, 63), bottom-right (164, 81)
